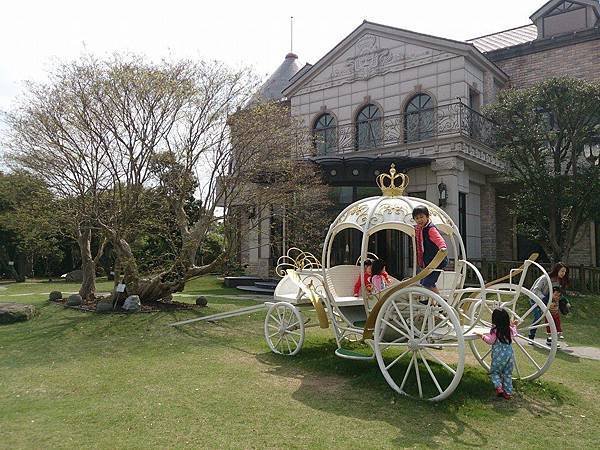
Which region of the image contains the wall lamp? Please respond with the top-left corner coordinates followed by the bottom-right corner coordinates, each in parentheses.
top-left (438, 182), bottom-right (448, 207)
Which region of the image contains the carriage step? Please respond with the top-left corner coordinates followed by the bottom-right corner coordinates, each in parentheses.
top-left (335, 347), bottom-right (375, 361)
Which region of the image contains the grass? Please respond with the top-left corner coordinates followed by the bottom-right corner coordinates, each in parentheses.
top-left (1, 277), bottom-right (599, 449)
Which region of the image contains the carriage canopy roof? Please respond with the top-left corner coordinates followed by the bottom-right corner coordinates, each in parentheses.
top-left (327, 164), bottom-right (460, 239)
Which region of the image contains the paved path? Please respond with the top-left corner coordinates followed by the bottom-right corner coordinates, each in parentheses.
top-left (559, 344), bottom-right (600, 361)
top-left (529, 337), bottom-right (600, 361)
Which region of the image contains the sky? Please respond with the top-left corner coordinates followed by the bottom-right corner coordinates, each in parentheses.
top-left (0, 0), bottom-right (546, 112)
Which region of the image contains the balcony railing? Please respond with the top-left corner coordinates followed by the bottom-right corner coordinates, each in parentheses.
top-left (312, 102), bottom-right (497, 156)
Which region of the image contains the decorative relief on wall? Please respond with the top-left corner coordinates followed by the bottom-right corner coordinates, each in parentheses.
top-left (329, 35), bottom-right (446, 82)
top-left (332, 34), bottom-right (393, 80)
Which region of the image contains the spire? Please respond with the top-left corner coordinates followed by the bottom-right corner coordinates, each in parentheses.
top-left (249, 53), bottom-right (302, 104)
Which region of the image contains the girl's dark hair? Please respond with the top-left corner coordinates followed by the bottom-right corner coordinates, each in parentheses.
top-left (548, 262), bottom-right (569, 289)
top-left (412, 205), bottom-right (430, 219)
top-left (491, 308), bottom-right (512, 344)
top-left (371, 259), bottom-right (386, 275)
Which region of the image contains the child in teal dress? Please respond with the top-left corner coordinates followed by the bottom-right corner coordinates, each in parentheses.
top-left (477, 308), bottom-right (517, 399)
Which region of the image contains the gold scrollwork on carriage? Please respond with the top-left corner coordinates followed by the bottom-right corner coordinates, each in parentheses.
top-left (275, 247), bottom-right (322, 277)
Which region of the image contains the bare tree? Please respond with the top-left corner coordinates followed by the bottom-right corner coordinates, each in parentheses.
top-left (4, 60), bottom-right (111, 298)
top-left (5, 54), bottom-right (329, 303)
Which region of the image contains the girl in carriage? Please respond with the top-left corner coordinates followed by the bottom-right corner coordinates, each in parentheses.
top-left (412, 206), bottom-right (448, 294)
top-left (370, 259), bottom-right (392, 294)
top-left (353, 259), bottom-right (373, 296)
top-left (478, 308), bottom-right (517, 399)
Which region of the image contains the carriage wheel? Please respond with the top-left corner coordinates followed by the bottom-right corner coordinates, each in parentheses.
top-left (373, 286), bottom-right (465, 402)
top-left (264, 302), bottom-right (305, 356)
top-left (468, 283), bottom-right (557, 380)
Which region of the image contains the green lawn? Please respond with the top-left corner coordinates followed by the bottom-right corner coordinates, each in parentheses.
top-left (1, 277), bottom-right (599, 449)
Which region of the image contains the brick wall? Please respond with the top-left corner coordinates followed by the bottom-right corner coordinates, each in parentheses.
top-left (495, 196), bottom-right (514, 260)
top-left (494, 38), bottom-right (600, 89)
top-left (480, 183), bottom-right (497, 259)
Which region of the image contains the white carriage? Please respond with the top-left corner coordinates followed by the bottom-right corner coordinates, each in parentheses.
top-left (265, 164), bottom-right (558, 401)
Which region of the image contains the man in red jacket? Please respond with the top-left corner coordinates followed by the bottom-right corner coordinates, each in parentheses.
top-left (413, 206), bottom-right (448, 295)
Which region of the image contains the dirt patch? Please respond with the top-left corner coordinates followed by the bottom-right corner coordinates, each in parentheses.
top-left (50, 297), bottom-right (203, 313)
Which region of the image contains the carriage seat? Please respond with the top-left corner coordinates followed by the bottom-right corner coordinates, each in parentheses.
top-left (436, 270), bottom-right (461, 302)
top-left (324, 265), bottom-right (365, 307)
top-left (274, 271), bottom-right (324, 305)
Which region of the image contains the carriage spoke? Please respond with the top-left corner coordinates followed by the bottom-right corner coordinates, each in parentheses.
top-left (269, 314), bottom-right (281, 325)
top-left (268, 331), bottom-right (279, 338)
top-left (385, 349), bottom-right (411, 371)
top-left (421, 348), bottom-right (456, 375)
top-left (521, 323), bottom-right (548, 331)
top-left (421, 317), bottom-right (450, 341)
top-left (480, 347), bottom-right (492, 361)
top-left (409, 295), bottom-right (417, 338)
top-left (513, 348), bottom-right (522, 378)
top-left (378, 342), bottom-right (410, 347)
top-left (288, 334), bottom-right (298, 348)
top-left (514, 304), bottom-right (536, 323)
top-left (419, 343), bottom-right (459, 348)
top-left (392, 301), bottom-right (411, 332)
top-left (284, 335), bottom-right (292, 354)
top-left (515, 333), bottom-right (544, 348)
top-left (419, 305), bottom-right (431, 336)
top-left (381, 319), bottom-right (411, 341)
top-left (419, 350), bottom-right (443, 395)
top-left (274, 335), bottom-right (283, 351)
top-left (414, 354), bottom-right (423, 398)
top-left (514, 339), bottom-right (542, 371)
top-left (400, 353), bottom-right (415, 392)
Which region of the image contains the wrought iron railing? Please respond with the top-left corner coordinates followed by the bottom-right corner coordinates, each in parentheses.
top-left (311, 102), bottom-right (497, 156)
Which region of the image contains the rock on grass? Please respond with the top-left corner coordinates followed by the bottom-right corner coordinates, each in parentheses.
top-left (0, 303), bottom-right (38, 324)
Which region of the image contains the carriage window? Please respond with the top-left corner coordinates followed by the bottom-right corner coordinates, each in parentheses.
top-left (404, 94), bottom-right (434, 143)
top-left (313, 113), bottom-right (337, 155)
top-left (459, 193), bottom-right (467, 256)
top-left (356, 104), bottom-right (382, 150)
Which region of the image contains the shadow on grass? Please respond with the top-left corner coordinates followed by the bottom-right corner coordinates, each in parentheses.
top-left (254, 338), bottom-right (572, 448)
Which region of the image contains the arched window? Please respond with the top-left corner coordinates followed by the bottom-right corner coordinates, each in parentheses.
top-left (356, 104), bottom-right (382, 150)
top-left (313, 113), bottom-right (337, 155)
top-left (404, 94), bottom-right (434, 143)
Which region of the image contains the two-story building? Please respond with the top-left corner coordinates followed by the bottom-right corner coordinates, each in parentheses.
top-left (238, 0), bottom-right (600, 277)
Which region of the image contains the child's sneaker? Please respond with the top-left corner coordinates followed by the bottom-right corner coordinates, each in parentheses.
top-left (559, 333), bottom-right (565, 340)
top-left (495, 386), bottom-right (504, 397)
top-left (547, 338), bottom-right (561, 349)
top-left (502, 391), bottom-right (513, 400)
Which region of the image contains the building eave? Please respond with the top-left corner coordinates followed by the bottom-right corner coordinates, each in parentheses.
top-left (485, 25), bottom-right (600, 61)
top-left (283, 21), bottom-right (509, 97)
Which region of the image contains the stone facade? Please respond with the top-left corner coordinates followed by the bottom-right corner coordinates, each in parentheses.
top-left (239, 0), bottom-right (600, 276)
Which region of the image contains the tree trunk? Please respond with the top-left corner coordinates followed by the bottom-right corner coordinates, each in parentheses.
top-left (134, 254), bottom-right (225, 303)
top-left (78, 227), bottom-right (97, 300)
top-left (112, 236), bottom-right (141, 295)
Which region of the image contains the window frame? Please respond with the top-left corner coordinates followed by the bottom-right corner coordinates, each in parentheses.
top-left (404, 93), bottom-right (435, 143)
top-left (355, 104), bottom-right (382, 150)
top-left (313, 113), bottom-right (337, 155)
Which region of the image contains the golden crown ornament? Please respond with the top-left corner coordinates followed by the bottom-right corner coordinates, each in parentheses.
top-left (376, 163), bottom-right (409, 197)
